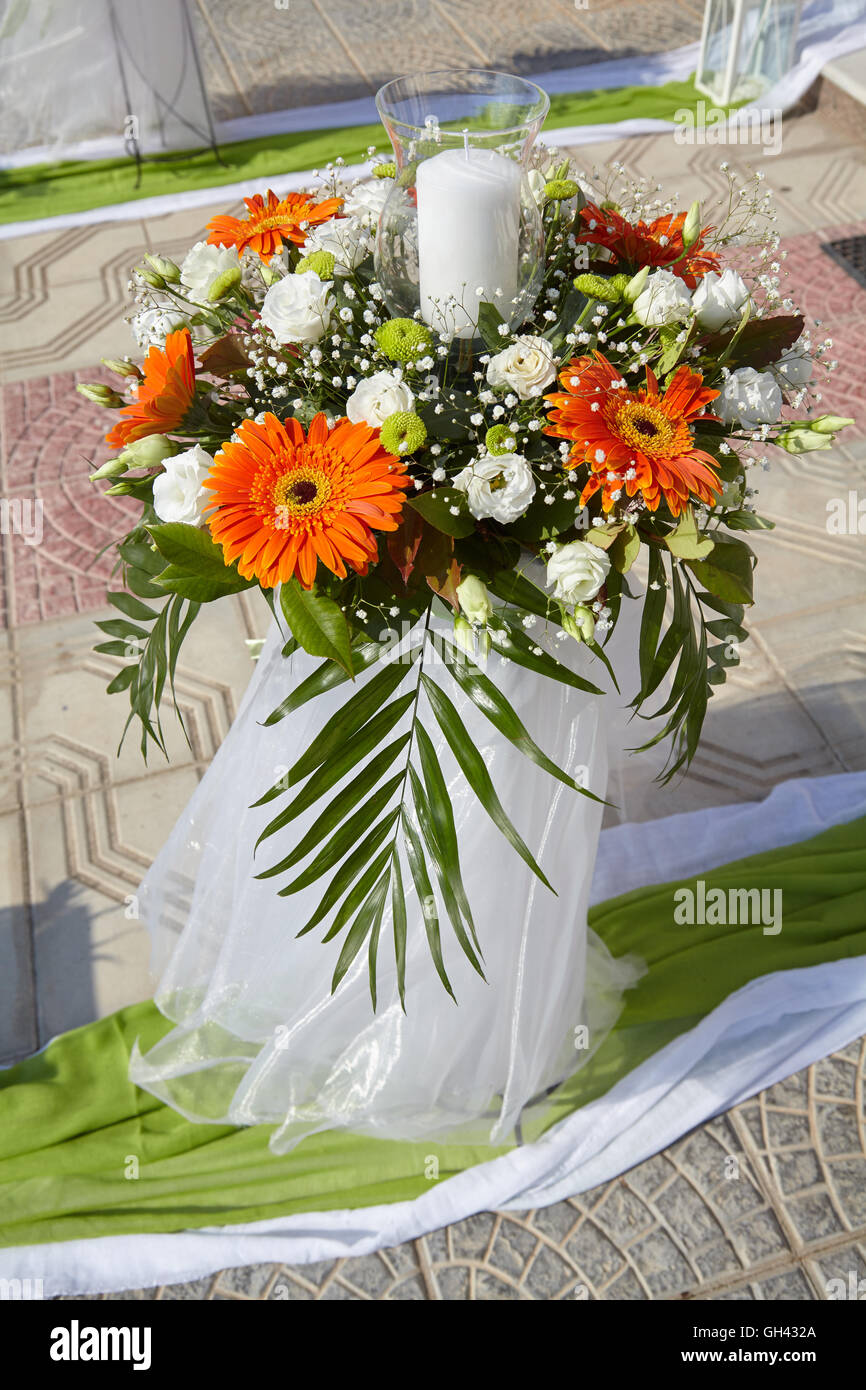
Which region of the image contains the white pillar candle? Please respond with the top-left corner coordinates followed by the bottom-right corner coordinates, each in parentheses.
top-left (416, 147), bottom-right (521, 340)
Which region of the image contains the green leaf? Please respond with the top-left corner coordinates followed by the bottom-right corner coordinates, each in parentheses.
top-left (280, 578), bottom-right (355, 676)
top-left (271, 775), bottom-right (404, 894)
top-left (638, 547), bottom-right (667, 695)
top-left (105, 665), bottom-right (137, 694)
top-left (300, 823), bottom-right (397, 938)
top-left (262, 640), bottom-right (383, 727)
top-left (440, 641), bottom-right (603, 802)
top-left (391, 853), bottom-right (408, 1011)
top-left (414, 722), bottom-right (480, 953)
top-left (487, 618), bottom-right (604, 695)
top-left (421, 672), bottom-right (554, 892)
top-left (723, 509), bottom-right (775, 532)
top-left (148, 523), bottom-right (253, 595)
top-left (402, 810), bottom-right (455, 1001)
top-left (608, 523), bottom-right (642, 573)
top-left (331, 868), bottom-right (390, 994)
top-left (477, 299), bottom-right (506, 350)
top-left (687, 540), bottom-right (754, 605)
top-left (94, 618), bottom-right (149, 642)
top-left (408, 765), bottom-right (485, 978)
top-left (664, 507), bottom-right (715, 560)
top-left (107, 591), bottom-right (158, 622)
top-left (255, 698), bottom-right (414, 846)
top-left (407, 487), bottom-right (475, 538)
top-left (155, 566), bottom-right (250, 602)
top-left (286, 647), bottom-right (419, 785)
top-left (486, 569), bottom-right (553, 620)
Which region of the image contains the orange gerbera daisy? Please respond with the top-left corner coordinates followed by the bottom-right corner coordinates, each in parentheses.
top-left (578, 203), bottom-right (720, 289)
top-left (105, 328), bottom-right (195, 449)
top-left (206, 189), bottom-right (343, 264)
top-left (204, 412), bottom-right (410, 589)
top-left (544, 353), bottom-right (722, 517)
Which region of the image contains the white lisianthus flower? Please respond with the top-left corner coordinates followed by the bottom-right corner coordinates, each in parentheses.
top-left (632, 269), bottom-right (692, 327)
top-left (453, 453), bottom-right (536, 524)
top-left (772, 342), bottom-right (813, 388)
top-left (717, 367), bottom-right (783, 430)
top-left (486, 335), bottom-right (557, 399)
top-left (180, 240), bottom-right (241, 299)
top-left (152, 445), bottom-right (214, 527)
top-left (345, 370), bottom-right (414, 426)
top-left (305, 217), bottom-right (370, 274)
top-left (131, 304), bottom-right (188, 349)
top-left (692, 269), bottom-right (751, 332)
top-left (260, 270), bottom-right (335, 344)
top-left (342, 180), bottom-right (390, 229)
top-left (546, 540), bottom-right (611, 605)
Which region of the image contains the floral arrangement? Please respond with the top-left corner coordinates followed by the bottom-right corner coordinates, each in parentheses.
top-left (80, 151), bottom-right (851, 1003)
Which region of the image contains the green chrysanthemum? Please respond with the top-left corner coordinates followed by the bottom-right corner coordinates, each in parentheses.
top-left (372, 162), bottom-right (396, 179)
top-left (543, 178), bottom-right (580, 203)
top-left (380, 410), bottom-right (427, 454)
top-left (375, 317), bottom-right (434, 364)
top-left (573, 272), bottom-right (624, 304)
top-left (296, 250), bottom-right (335, 278)
top-left (485, 424), bottom-right (517, 457)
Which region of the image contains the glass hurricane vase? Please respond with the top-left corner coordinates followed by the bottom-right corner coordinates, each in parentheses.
top-left (373, 69), bottom-right (549, 341)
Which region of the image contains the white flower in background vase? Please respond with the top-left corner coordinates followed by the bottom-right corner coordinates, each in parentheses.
top-left (259, 270), bottom-right (335, 344)
top-left (345, 371), bottom-right (414, 427)
top-left (486, 335), bottom-right (557, 399)
top-left (180, 241), bottom-right (241, 300)
top-left (772, 342), bottom-right (813, 388)
top-left (131, 304), bottom-right (189, 349)
top-left (717, 367), bottom-right (783, 430)
top-left (546, 540), bottom-right (611, 605)
top-left (152, 445), bottom-right (214, 526)
top-left (342, 180), bottom-right (390, 230)
top-left (527, 169), bottom-right (547, 207)
top-left (453, 453), bottom-right (536, 524)
top-left (304, 217), bottom-right (370, 274)
top-left (692, 269), bottom-right (751, 332)
top-left (632, 269), bottom-right (692, 327)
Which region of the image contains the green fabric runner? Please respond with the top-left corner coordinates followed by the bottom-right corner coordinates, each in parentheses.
top-left (0, 78), bottom-right (735, 227)
top-left (1, 813), bottom-right (863, 1250)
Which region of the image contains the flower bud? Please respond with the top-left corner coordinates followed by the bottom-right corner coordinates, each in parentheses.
top-left (453, 615), bottom-right (475, 658)
top-left (76, 382), bottom-right (125, 407)
top-left (622, 265), bottom-right (650, 303)
top-left (682, 200), bottom-right (702, 249)
top-left (137, 267), bottom-right (167, 290)
top-left (89, 457), bottom-right (129, 481)
top-left (101, 357), bottom-right (142, 379)
top-left (104, 480), bottom-right (136, 495)
top-left (207, 266), bottom-right (243, 302)
top-left (144, 254), bottom-right (181, 283)
top-left (810, 414), bottom-right (855, 434)
top-left (562, 607), bottom-right (595, 642)
top-left (456, 574), bottom-right (492, 626)
top-left (121, 433), bottom-right (177, 467)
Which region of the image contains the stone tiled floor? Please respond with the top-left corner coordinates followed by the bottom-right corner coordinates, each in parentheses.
top-left (2, 70), bottom-right (866, 1298)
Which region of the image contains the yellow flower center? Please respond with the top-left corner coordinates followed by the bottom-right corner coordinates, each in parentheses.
top-left (612, 400), bottom-right (675, 456)
top-left (271, 467), bottom-right (332, 523)
top-left (253, 210), bottom-right (305, 233)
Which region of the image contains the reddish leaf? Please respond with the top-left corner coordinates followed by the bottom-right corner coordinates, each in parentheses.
top-left (387, 508), bottom-right (424, 586)
top-left (426, 558), bottom-right (462, 612)
top-left (198, 335), bottom-right (251, 378)
top-left (700, 314), bottom-right (805, 370)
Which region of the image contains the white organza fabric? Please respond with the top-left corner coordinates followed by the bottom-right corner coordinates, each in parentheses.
top-left (130, 604), bottom-right (645, 1152)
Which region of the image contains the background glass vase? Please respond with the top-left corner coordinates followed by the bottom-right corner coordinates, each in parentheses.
top-left (374, 69), bottom-right (549, 340)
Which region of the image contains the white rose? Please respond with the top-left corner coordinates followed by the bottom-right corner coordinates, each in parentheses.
top-left (692, 269), bottom-right (751, 332)
top-left (260, 270), bottom-right (335, 344)
top-left (342, 180), bottom-right (390, 230)
top-left (131, 304), bottom-right (188, 349)
top-left (717, 367), bottom-right (783, 430)
top-left (453, 453), bottom-right (536, 524)
top-left (345, 370), bottom-right (414, 427)
top-left (633, 269), bottom-right (692, 327)
top-left (305, 216), bottom-right (370, 274)
top-left (152, 445), bottom-right (214, 527)
top-left (546, 540), bottom-right (611, 605)
top-left (487, 335), bottom-right (557, 400)
top-left (180, 240), bottom-right (241, 299)
top-left (772, 343), bottom-right (812, 388)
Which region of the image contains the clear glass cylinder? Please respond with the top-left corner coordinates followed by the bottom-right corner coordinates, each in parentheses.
top-left (374, 70), bottom-right (549, 341)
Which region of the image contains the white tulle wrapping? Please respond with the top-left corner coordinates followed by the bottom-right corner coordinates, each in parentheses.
top-left (130, 605), bottom-right (644, 1151)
